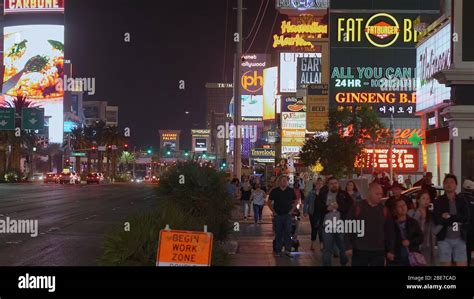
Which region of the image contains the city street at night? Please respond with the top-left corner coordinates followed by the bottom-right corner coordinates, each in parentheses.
top-left (0, 184), bottom-right (156, 266)
top-left (0, 0), bottom-right (473, 296)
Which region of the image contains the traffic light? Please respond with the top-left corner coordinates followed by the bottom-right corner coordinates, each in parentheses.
top-left (124, 144), bottom-right (128, 150)
top-left (184, 150), bottom-right (189, 157)
top-left (167, 151), bottom-right (171, 156)
top-left (147, 149), bottom-right (152, 155)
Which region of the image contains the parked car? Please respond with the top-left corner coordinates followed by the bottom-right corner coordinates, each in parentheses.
top-left (44, 173), bottom-right (59, 184)
top-left (58, 172), bottom-right (80, 184)
top-left (86, 172), bottom-right (104, 184)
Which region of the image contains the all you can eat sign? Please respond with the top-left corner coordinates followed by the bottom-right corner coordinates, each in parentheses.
top-left (156, 229), bottom-right (213, 267)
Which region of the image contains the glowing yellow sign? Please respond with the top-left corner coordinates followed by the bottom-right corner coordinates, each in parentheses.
top-left (273, 16), bottom-right (328, 49)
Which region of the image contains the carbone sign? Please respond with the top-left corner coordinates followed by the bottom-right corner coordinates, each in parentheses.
top-left (4, 0), bottom-right (65, 14)
top-left (157, 230), bottom-right (213, 267)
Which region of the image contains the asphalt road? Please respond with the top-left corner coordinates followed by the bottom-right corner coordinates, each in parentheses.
top-left (0, 183), bottom-right (158, 266)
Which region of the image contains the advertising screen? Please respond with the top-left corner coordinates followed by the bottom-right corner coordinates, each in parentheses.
top-left (241, 54), bottom-right (268, 96)
top-left (263, 67), bottom-right (278, 121)
top-left (4, 0), bottom-right (65, 14)
top-left (331, 13), bottom-right (419, 49)
top-left (416, 23), bottom-right (451, 112)
top-left (241, 95), bottom-right (263, 122)
top-left (273, 15), bottom-right (328, 51)
top-left (282, 96), bottom-right (306, 113)
top-left (330, 12), bottom-right (419, 118)
top-left (297, 56), bottom-right (322, 89)
top-left (195, 138), bottom-right (207, 152)
top-left (280, 52), bottom-right (321, 93)
top-left (355, 148), bottom-right (419, 172)
top-left (3, 24), bottom-right (64, 143)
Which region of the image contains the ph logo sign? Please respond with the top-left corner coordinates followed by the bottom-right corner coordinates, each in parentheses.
top-left (241, 70), bottom-right (263, 93)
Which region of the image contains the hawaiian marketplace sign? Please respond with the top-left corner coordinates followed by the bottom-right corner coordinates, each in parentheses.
top-left (273, 15), bottom-right (328, 51)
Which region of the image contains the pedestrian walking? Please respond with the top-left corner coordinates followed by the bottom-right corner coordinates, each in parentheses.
top-left (304, 178), bottom-right (325, 251)
top-left (433, 174), bottom-right (470, 267)
top-left (345, 182), bottom-right (395, 267)
top-left (320, 177), bottom-right (354, 266)
top-left (346, 181), bottom-right (362, 203)
top-left (388, 199), bottom-right (424, 266)
top-left (461, 179), bottom-right (474, 266)
top-left (268, 176), bottom-right (297, 258)
top-left (250, 184), bottom-right (266, 224)
top-left (240, 176), bottom-right (253, 220)
top-left (408, 190), bottom-right (437, 265)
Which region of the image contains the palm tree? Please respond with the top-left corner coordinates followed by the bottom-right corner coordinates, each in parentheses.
top-left (69, 127), bottom-right (86, 175)
top-left (43, 143), bottom-right (62, 172)
top-left (104, 126), bottom-right (127, 179)
top-left (90, 121), bottom-right (107, 173)
top-left (119, 151), bottom-right (135, 173)
top-left (0, 94), bottom-right (39, 174)
top-left (0, 131), bottom-right (10, 180)
top-left (83, 126), bottom-right (95, 173)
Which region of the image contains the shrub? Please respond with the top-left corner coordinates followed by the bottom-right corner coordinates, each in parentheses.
top-left (4, 171), bottom-right (24, 183)
top-left (99, 161), bottom-right (234, 266)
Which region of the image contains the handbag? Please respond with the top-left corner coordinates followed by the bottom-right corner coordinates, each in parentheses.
top-left (408, 252), bottom-right (427, 266)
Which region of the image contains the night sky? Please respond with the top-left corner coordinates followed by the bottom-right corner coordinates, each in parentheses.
top-left (65, 0), bottom-right (280, 150)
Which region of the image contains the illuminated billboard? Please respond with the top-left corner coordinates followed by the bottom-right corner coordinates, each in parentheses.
top-left (297, 56), bottom-right (322, 89)
top-left (273, 15), bottom-right (327, 52)
top-left (276, 0), bottom-right (329, 10)
top-left (4, 0), bottom-right (65, 14)
top-left (241, 95), bottom-right (263, 122)
top-left (263, 67), bottom-right (278, 121)
top-left (332, 13), bottom-right (419, 48)
top-left (330, 12), bottom-right (420, 118)
top-left (3, 24), bottom-right (64, 143)
top-left (355, 148), bottom-right (419, 172)
top-left (282, 112), bottom-right (306, 155)
top-left (280, 52), bottom-right (321, 93)
top-left (416, 23), bottom-right (451, 112)
top-left (241, 54), bottom-right (268, 96)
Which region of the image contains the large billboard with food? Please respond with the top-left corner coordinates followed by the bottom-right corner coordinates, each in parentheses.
top-left (2, 24), bottom-right (64, 143)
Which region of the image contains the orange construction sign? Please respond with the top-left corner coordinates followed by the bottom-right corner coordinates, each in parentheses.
top-left (156, 229), bottom-right (213, 267)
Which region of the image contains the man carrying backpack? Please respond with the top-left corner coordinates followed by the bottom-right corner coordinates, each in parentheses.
top-left (345, 182), bottom-right (395, 266)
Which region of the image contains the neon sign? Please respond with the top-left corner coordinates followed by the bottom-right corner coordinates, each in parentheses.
top-left (273, 16), bottom-right (328, 50)
top-left (4, 0), bottom-right (65, 14)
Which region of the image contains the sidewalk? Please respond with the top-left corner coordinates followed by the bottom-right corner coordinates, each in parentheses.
top-left (229, 202), bottom-right (346, 267)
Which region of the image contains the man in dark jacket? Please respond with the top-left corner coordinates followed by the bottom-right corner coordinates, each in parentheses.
top-left (345, 182), bottom-right (395, 266)
top-left (433, 174), bottom-right (470, 267)
top-left (461, 179), bottom-right (474, 266)
top-left (319, 177), bottom-right (354, 266)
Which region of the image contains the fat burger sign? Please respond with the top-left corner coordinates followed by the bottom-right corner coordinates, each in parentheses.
top-left (4, 0), bottom-right (65, 14)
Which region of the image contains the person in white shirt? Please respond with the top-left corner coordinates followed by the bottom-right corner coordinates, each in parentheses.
top-left (250, 184), bottom-right (266, 224)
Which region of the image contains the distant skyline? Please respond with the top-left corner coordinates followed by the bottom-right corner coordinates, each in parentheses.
top-left (66, 0), bottom-right (279, 150)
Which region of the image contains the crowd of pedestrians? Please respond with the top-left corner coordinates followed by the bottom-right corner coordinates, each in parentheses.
top-left (230, 172), bottom-right (474, 266)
